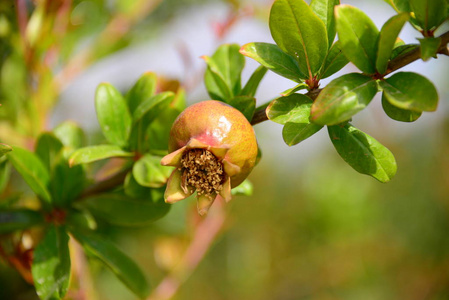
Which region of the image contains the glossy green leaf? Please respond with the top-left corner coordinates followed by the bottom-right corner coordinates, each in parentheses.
top-left (0, 209), bottom-right (44, 234)
top-left (310, 73), bottom-right (378, 125)
top-left (280, 83), bottom-right (309, 96)
top-left (8, 147), bottom-right (51, 204)
top-left (125, 72), bottom-right (157, 114)
top-left (132, 92), bottom-right (174, 124)
top-left (310, 0), bottom-right (340, 45)
top-left (410, 0), bottom-right (448, 32)
top-left (50, 160), bottom-right (85, 207)
top-left (240, 42), bottom-right (305, 81)
top-left (81, 191), bottom-right (170, 226)
top-left (204, 44), bottom-right (245, 101)
top-left (393, 38), bottom-right (406, 48)
top-left (376, 13), bottom-right (409, 74)
top-left (227, 96), bottom-right (256, 121)
top-left (0, 143), bottom-right (12, 157)
top-left (418, 37), bottom-right (441, 61)
top-left (143, 89), bottom-right (186, 152)
top-left (69, 145), bottom-right (133, 166)
top-left (267, 93), bottom-right (314, 125)
top-left (204, 58), bottom-right (232, 101)
top-left (95, 83), bottom-right (132, 148)
top-left (35, 133), bottom-right (64, 171)
top-left (335, 5), bottom-right (379, 74)
top-left (71, 229), bottom-right (150, 299)
top-left (269, 0), bottom-right (328, 77)
top-left (379, 72), bottom-right (438, 112)
top-left (390, 44), bottom-right (419, 60)
top-left (381, 93), bottom-right (421, 122)
top-left (231, 179), bottom-right (253, 196)
top-left (146, 107), bottom-right (183, 152)
top-left (53, 121), bottom-right (85, 151)
top-left (328, 124), bottom-right (397, 182)
top-left (283, 122), bottom-right (323, 146)
top-left (240, 65), bottom-right (268, 97)
top-left (32, 226), bottom-right (71, 300)
top-left (320, 41), bottom-right (349, 79)
top-left (383, 0), bottom-right (410, 12)
top-left (129, 91), bottom-right (175, 152)
top-left (133, 154), bottom-right (172, 188)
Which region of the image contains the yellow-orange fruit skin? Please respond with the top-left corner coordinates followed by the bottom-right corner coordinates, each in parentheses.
top-left (168, 100), bottom-right (258, 187)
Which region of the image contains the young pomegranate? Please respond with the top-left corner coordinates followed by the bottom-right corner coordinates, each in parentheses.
top-left (161, 100), bottom-right (258, 215)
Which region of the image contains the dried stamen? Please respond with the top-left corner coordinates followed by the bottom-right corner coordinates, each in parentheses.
top-left (180, 149), bottom-right (225, 199)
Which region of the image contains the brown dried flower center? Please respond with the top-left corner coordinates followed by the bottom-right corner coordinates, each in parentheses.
top-left (180, 149), bottom-right (225, 198)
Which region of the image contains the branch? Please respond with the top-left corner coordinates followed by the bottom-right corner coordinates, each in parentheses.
top-left (78, 167), bottom-right (131, 200)
top-left (250, 30), bottom-right (449, 126)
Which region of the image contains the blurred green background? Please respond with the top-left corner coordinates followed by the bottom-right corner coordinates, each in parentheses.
top-left (1, 0), bottom-right (449, 299)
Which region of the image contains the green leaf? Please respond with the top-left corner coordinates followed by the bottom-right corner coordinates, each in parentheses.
top-left (267, 93), bottom-right (314, 125)
top-left (204, 44), bottom-right (245, 101)
top-left (280, 83), bottom-right (309, 96)
top-left (328, 124), bottom-right (397, 182)
top-left (8, 147), bottom-right (52, 204)
top-left (81, 191), bottom-right (170, 226)
top-left (381, 93), bottom-right (421, 122)
top-left (0, 209), bottom-right (44, 234)
top-left (133, 154), bottom-right (172, 188)
top-left (418, 37), bottom-right (441, 61)
top-left (240, 65), bottom-right (268, 97)
top-left (231, 179), bottom-right (253, 196)
top-left (310, 0), bottom-right (340, 46)
top-left (129, 91), bottom-right (175, 152)
top-left (283, 122), bottom-right (323, 146)
top-left (95, 83), bottom-right (132, 148)
top-left (410, 0), bottom-right (448, 32)
top-left (383, 0), bottom-right (410, 13)
top-left (310, 73), bottom-right (378, 125)
top-left (132, 92), bottom-right (174, 124)
top-left (143, 89), bottom-right (186, 153)
top-left (267, 94), bottom-right (323, 145)
top-left (240, 42), bottom-right (305, 81)
top-left (390, 44), bottom-right (419, 60)
top-left (376, 12), bottom-right (409, 74)
top-left (379, 72), bottom-right (438, 112)
top-left (320, 41), bottom-right (349, 79)
top-left (66, 209), bottom-right (97, 231)
top-left (335, 5), bottom-right (379, 74)
top-left (53, 121), bottom-right (85, 151)
top-left (0, 158), bottom-right (10, 194)
top-left (69, 145), bottom-right (133, 166)
top-left (125, 72), bottom-right (157, 114)
top-left (35, 133), bottom-right (64, 171)
top-left (32, 226), bottom-right (71, 300)
top-left (145, 107), bottom-right (183, 152)
top-left (227, 96), bottom-right (256, 121)
top-left (50, 160), bottom-right (85, 207)
top-left (71, 229), bottom-right (150, 299)
top-left (0, 143), bottom-right (12, 157)
top-left (269, 0), bottom-right (328, 76)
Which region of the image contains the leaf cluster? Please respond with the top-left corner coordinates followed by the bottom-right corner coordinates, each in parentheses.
top-left (0, 73), bottom-right (189, 299)
top-left (239, 0), bottom-right (448, 182)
